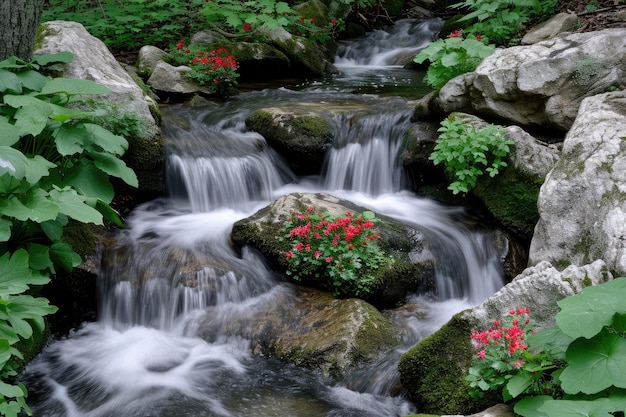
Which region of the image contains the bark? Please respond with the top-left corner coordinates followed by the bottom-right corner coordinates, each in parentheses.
top-left (0, 0), bottom-right (45, 61)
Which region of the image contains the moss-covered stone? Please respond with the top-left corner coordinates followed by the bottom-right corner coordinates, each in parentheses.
top-left (398, 312), bottom-right (494, 415)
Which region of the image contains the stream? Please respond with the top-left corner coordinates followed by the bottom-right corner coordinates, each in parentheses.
top-left (20, 18), bottom-right (505, 416)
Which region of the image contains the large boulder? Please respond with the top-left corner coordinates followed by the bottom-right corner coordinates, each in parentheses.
top-left (197, 285), bottom-right (399, 379)
top-left (231, 192), bottom-right (436, 308)
top-left (434, 29), bottom-right (626, 131)
top-left (529, 90), bottom-right (626, 273)
top-left (35, 20), bottom-right (163, 197)
top-left (398, 260), bottom-right (612, 415)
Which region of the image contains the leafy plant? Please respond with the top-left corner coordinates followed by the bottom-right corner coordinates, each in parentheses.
top-left (282, 207), bottom-right (393, 297)
top-left (169, 41), bottom-right (239, 96)
top-left (41, 0), bottom-right (208, 52)
top-left (429, 118), bottom-right (513, 195)
top-left (0, 52), bottom-right (138, 416)
top-left (514, 277), bottom-right (626, 417)
top-left (467, 308), bottom-right (563, 402)
top-left (414, 30), bottom-right (495, 90)
top-left (450, 0), bottom-right (558, 45)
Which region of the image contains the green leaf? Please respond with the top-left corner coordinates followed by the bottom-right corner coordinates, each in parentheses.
top-left (0, 69), bottom-right (22, 94)
top-left (556, 277), bottom-right (626, 339)
top-left (0, 250), bottom-right (49, 297)
top-left (505, 371), bottom-right (534, 399)
top-left (27, 243), bottom-right (54, 273)
top-left (40, 215), bottom-right (67, 242)
top-left (0, 380), bottom-right (25, 399)
top-left (83, 123), bottom-right (128, 155)
top-left (527, 325), bottom-right (573, 360)
top-left (91, 151), bottom-right (138, 187)
top-left (25, 155), bottom-right (55, 184)
top-left (0, 119), bottom-right (21, 146)
top-left (48, 187), bottom-right (103, 225)
top-left (0, 217), bottom-right (11, 242)
top-left (96, 199), bottom-right (124, 227)
top-left (560, 328), bottom-right (626, 394)
top-left (31, 51), bottom-right (74, 66)
top-left (41, 78), bottom-right (111, 96)
top-left (49, 242), bottom-right (81, 273)
top-left (15, 68), bottom-right (50, 92)
top-left (514, 396), bottom-right (552, 417)
top-left (538, 397), bottom-right (625, 417)
top-left (0, 188), bottom-right (59, 222)
top-left (64, 159), bottom-right (115, 202)
top-left (3, 95), bottom-right (52, 137)
top-left (54, 123), bottom-right (88, 155)
top-left (611, 312), bottom-right (626, 334)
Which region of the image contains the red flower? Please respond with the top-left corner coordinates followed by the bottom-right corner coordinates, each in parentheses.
top-left (325, 256), bottom-right (333, 263)
top-left (477, 350), bottom-right (486, 360)
top-left (243, 22), bottom-right (252, 32)
top-left (449, 29), bottom-right (461, 38)
top-left (310, 18), bottom-right (315, 24)
top-left (285, 251), bottom-right (293, 259)
top-left (475, 35), bottom-right (482, 41)
top-left (330, 19), bottom-right (337, 25)
top-left (176, 39), bottom-right (185, 50)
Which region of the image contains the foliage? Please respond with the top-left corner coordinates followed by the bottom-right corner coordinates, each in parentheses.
top-left (450, 0), bottom-right (558, 45)
top-left (414, 30), bottom-right (495, 90)
top-left (0, 52), bottom-right (137, 416)
top-left (199, 0), bottom-right (344, 43)
top-left (467, 308), bottom-right (563, 402)
top-left (41, 0), bottom-right (208, 52)
top-left (429, 118), bottom-right (513, 195)
top-left (169, 41), bottom-right (239, 96)
top-left (514, 277), bottom-right (626, 417)
top-left (282, 207), bottom-right (393, 297)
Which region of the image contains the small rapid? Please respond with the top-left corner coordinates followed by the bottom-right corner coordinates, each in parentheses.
top-left (21, 19), bottom-right (504, 417)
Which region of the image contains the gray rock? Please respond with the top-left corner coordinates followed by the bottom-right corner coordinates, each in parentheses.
top-left (147, 61), bottom-right (210, 94)
top-left (529, 90), bottom-right (626, 273)
top-left (521, 12), bottom-right (580, 45)
top-left (136, 45), bottom-right (167, 78)
top-left (434, 29), bottom-right (626, 131)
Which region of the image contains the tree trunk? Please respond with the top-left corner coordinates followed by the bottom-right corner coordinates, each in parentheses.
top-left (0, 0), bottom-right (45, 61)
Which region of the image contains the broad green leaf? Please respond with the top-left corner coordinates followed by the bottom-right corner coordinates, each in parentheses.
top-left (441, 52), bottom-right (461, 68)
top-left (527, 325), bottom-right (573, 360)
top-left (96, 199), bottom-right (124, 227)
top-left (0, 250), bottom-right (49, 296)
top-left (0, 217), bottom-right (11, 242)
top-left (0, 380), bottom-right (25, 399)
top-left (556, 278), bottom-right (626, 338)
top-left (0, 400), bottom-right (22, 417)
top-left (0, 56), bottom-right (28, 70)
top-left (514, 396), bottom-right (551, 417)
top-left (538, 397), bottom-right (625, 417)
top-left (49, 242), bottom-right (81, 273)
top-left (31, 51), bottom-right (74, 66)
top-left (40, 214), bottom-right (67, 242)
top-left (15, 68), bottom-right (50, 92)
top-left (0, 146), bottom-right (28, 179)
top-left (0, 118), bottom-right (21, 146)
top-left (0, 69), bottom-right (22, 94)
top-left (41, 78), bottom-right (111, 96)
top-left (83, 123), bottom-right (128, 155)
top-left (4, 95), bottom-right (53, 137)
top-left (505, 371), bottom-right (534, 399)
top-left (0, 188), bottom-right (59, 222)
top-left (49, 187), bottom-right (103, 225)
top-left (54, 123), bottom-right (88, 155)
top-left (64, 159), bottom-right (115, 202)
top-left (560, 328), bottom-right (626, 394)
top-left (91, 151), bottom-right (138, 187)
top-left (611, 312), bottom-right (626, 333)
top-left (25, 155), bottom-right (55, 184)
top-left (27, 243), bottom-right (54, 273)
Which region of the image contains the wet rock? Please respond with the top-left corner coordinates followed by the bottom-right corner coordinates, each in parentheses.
top-left (520, 12), bottom-right (580, 45)
top-left (398, 260), bottom-right (612, 415)
top-left (231, 192), bottom-right (436, 308)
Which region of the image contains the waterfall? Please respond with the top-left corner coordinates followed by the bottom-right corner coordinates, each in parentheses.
top-left (20, 19), bottom-right (505, 417)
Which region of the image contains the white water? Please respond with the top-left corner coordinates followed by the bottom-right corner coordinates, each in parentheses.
top-left (21, 19), bottom-right (504, 417)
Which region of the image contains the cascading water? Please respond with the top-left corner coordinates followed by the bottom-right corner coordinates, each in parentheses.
top-left (21, 19), bottom-right (505, 416)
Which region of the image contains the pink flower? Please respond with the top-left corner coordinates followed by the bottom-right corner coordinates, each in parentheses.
top-left (325, 256), bottom-right (333, 263)
top-left (449, 29), bottom-right (461, 38)
top-left (477, 350), bottom-right (486, 360)
top-left (285, 251), bottom-right (293, 259)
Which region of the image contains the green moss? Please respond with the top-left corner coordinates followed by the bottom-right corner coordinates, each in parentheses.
top-left (291, 115), bottom-right (333, 144)
top-left (472, 167), bottom-right (542, 239)
top-left (34, 23), bottom-right (56, 51)
top-left (61, 221), bottom-right (103, 259)
top-left (399, 312), bottom-right (494, 415)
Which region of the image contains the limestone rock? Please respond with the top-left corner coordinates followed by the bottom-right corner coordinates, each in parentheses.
top-left (529, 90), bottom-right (626, 273)
top-left (230, 192), bottom-right (436, 308)
top-left (398, 260), bottom-right (612, 415)
top-left (434, 29), bottom-right (626, 131)
top-left (136, 45), bottom-right (167, 78)
top-left (521, 12), bottom-right (580, 45)
top-left (147, 61), bottom-right (209, 94)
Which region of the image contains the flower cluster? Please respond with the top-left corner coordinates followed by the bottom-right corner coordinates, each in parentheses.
top-left (466, 308), bottom-right (561, 402)
top-left (170, 40), bottom-right (239, 96)
top-left (283, 207), bottom-right (391, 297)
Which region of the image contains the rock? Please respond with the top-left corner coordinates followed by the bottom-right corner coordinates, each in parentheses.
top-left (400, 120), bottom-right (443, 186)
top-left (198, 285), bottom-right (398, 379)
top-left (219, 41), bottom-right (293, 81)
top-left (433, 29), bottom-right (626, 131)
top-left (190, 30), bottom-right (227, 45)
top-left (136, 45), bottom-right (167, 78)
top-left (521, 13), bottom-right (580, 45)
top-left (399, 260), bottom-right (612, 415)
top-left (147, 61), bottom-right (209, 94)
top-left (529, 90), bottom-right (626, 273)
top-left (35, 20), bottom-right (163, 197)
top-left (245, 108), bottom-right (334, 175)
top-left (230, 192), bottom-right (436, 308)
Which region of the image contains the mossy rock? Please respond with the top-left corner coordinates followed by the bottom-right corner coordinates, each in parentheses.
top-left (398, 312), bottom-right (494, 415)
top-left (231, 192), bottom-right (435, 308)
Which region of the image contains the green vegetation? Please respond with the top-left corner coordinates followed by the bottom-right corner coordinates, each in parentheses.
top-left (429, 118), bottom-right (513, 195)
top-left (450, 0), bottom-right (558, 45)
top-left (0, 52), bottom-right (137, 416)
top-left (413, 30), bottom-right (495, 90)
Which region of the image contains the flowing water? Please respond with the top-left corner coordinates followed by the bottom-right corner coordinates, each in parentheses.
top-left (21, 19), bottom-right (506, 416)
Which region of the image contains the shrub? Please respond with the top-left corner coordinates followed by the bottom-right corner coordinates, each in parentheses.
top-left (282, 207), bottom-right (393, 297)
top-left (429, 118), bottom-right (513, 195)
top-left (413, 30), bottom-right (495, 90)
top-left (0, 52), bottom-right (137, 416)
